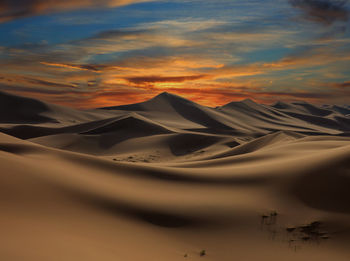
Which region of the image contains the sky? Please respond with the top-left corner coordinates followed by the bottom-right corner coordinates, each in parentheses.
top-left (0, 0), bottom-right (349, 108)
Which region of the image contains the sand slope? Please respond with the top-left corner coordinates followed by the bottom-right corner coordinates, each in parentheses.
top-left (1, 91), bottom-right (350, 260)
top-left (1, 132), bottom-right (350, 260)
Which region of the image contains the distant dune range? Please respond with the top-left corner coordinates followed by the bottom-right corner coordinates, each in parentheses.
top-left (0, 90), bottom-right (350, 261)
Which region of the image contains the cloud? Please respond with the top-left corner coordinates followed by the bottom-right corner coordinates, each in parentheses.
top-left (0, 72), bottom-right (345, 108)
top-left (29, 36), bottom-right (350, 108)
top-left (0, 73), bottom-right (78, 89)
top-left (71, 28), bottom-right (199, 56)
top-left (1, 3), bottom-right (349, 108)
top-left (0, 0), bottom-right (154, 22)
top-left (125, 74), bottom-right (207, 84)
top-left (289, 0), bottom-right (349, 25)
top-left (329, 80), bottom-right (350, 88)
top-left (208, 45), bottom-right (350, 80)
top-left (40, 62), bottom-right (103, 72)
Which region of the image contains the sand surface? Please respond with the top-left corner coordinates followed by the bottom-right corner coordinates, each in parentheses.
top-left (1, 91), bottom-right (350, 260)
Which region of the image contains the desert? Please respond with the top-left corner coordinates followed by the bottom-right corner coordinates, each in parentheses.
top-left (1, 91), bottom-right (350, 260)
top-left (1, 0), bottom-right (350, 259)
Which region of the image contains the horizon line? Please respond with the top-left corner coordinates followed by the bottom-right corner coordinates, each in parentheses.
top-left (1, 89), bottom-right (348, 111)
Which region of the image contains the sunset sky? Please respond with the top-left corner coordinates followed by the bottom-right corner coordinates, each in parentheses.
top-left (0, 0), bottom-right (349, 108)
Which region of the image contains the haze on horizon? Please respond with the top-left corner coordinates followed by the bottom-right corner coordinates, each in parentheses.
top-left (0, 0), bottom-right (350, 108)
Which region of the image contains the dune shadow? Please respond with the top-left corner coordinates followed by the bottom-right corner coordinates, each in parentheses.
top-left (292, 159), bottom-right (350, 213)
top-left (81, 116), bottom-right (172, 149)
top-left (61, 186), bottom-right (206, 228)
top-left (0, 143), bottom-right (42, 154)
top-left (0, 91), bottom-right (57, 124)
top-left (168, 133), bottom-right (222, 156)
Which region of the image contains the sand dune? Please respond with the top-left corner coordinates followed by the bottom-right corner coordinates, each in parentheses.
top-left (104, 92), bottom-right (243, 132)
top-left (272, 101), bottom-right (350, 132)
top-left (330, 105), bottom-right (350, 116)
top-left (0, 91), bottom-right (113, 126)
top-left (1, 91), bottom-right (350, 260)
top-left (1, 92), bottom-right (349, 142)
top-left (0, 90), bottom-right (58, 124)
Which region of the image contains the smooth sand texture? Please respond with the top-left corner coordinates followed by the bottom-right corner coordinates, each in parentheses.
top-left (1, 91), bottom-right (350, 260)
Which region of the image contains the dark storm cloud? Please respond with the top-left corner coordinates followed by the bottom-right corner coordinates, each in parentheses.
top-left (289, 0), bottom-right (349, 25)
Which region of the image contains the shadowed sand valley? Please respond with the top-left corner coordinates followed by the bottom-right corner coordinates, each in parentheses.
top-left (1, 91), bottom-right (350, 261)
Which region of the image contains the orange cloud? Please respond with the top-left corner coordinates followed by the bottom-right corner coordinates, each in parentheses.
top-left (2, 25), bottom-right (350, 109)
top-left (0, 73), bottom-right (77, 89)
top-left (40, 62), bottom-right (102, 72)
top-left (330, 80), bottom-right (350, 89)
